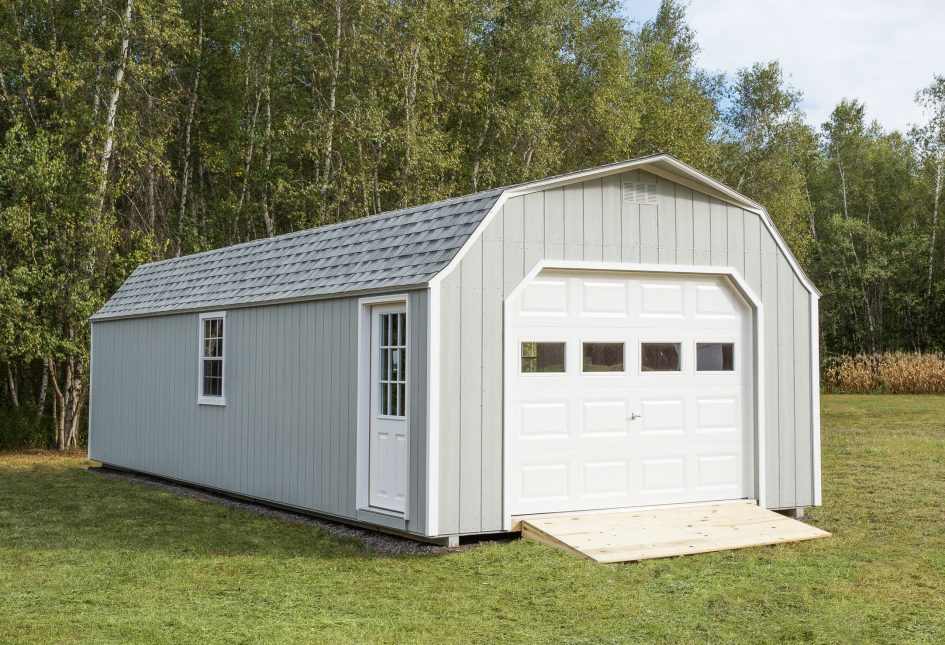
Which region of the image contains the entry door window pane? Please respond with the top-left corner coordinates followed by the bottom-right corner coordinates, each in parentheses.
top-left (378, 311), bottom-right (407, 417)
top-left (582, 342), bottom-right (625, 372)
top-left (641, 342), bottom-right (681, 372)
top-left (521, 342), bottom-right (566, 373)
top-left (697, 342), bottom-right (735, 371)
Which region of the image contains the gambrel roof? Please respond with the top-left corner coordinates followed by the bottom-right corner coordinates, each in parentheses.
top-left (92, 188), bottom-right (503, 320)
top-left (93, 154), bottom-right (817, 321)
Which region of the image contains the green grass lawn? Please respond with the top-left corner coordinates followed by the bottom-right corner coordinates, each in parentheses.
top-left (1, 395), bottom-right (944, 644)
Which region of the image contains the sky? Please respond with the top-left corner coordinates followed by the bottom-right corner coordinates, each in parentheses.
top-left (624, 0), bottom-right (945, 133)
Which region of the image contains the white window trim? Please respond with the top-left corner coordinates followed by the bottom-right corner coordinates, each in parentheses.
top-left (197, 310), bottom-right (227, 406)
top-left (580, 340), bottom-right (628, 375)
top-left (518, 340), bottom-right (568, 376)
top-left (694, 340), bottom-right (737, 374)
top-left (638, 340), bottom-right (684, 375)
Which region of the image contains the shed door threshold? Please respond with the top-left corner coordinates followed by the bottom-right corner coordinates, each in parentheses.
top-left (517, 501), bottom-right (830, 563)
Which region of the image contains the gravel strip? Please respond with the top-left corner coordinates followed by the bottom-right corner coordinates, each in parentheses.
top-left (90, 466), bottom-right (512, 556)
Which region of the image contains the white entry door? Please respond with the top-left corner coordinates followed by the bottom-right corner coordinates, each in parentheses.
top-left (368, 304), bottom-right (408, 513)
top-left (506, 270), bottom-right (755, 516)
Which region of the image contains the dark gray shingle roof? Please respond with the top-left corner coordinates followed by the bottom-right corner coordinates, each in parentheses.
top-left (93, 188), bottom-right (503, 320)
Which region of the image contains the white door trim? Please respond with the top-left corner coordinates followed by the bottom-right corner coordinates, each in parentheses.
top-left (501, 260), bottom-right (766, 531)
top-left (357, 293), bottom-right (410, 518)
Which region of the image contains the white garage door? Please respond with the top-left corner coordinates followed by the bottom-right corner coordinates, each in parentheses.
top-left (506, 270), bottom-right (755, 516)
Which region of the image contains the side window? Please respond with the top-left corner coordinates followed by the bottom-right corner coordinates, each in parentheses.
top-left (199, 313), bottom-right (226, 404)
top-left (640, 342), bottom-right (681, 372)
top-left (697, 342), bottom-right (734, 371)
top-left (521, 342), bottom-right (566, 373)
top-left (582, 342), bottom-right (625, 372)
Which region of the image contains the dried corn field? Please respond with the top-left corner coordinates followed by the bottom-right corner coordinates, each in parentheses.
top-left (823, 353), bottom-right (945, 394)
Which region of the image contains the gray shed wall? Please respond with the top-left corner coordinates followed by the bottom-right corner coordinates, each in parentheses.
top-left (438, 170), bottom-right (815, 535)
top-left (90, 290), bottom-right (429, 535)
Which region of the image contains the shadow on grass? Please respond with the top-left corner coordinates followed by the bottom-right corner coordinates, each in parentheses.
top-left (0, 458), bottom-right (377, 561)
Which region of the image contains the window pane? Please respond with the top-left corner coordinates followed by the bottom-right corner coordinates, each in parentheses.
top-left (583, 342), bottom-right (624, 372)
top-left (204, 359), bottom-right (220, 378)
top-left (381, 348), bottom-right (389, 380)
top-left (381, 314), bottom-right (389, 346)
top-left (398, 313), bottom-right (406, 345)
top-left (521, 342), bottom-right (566, 373)
top-left (641, 343), bottom-right (681, 372)
top-left (399, 348), bottom-right (406, 382)
top-left (398, 383), bottom-right (406, 416)
top-left (391, 347), bottom-right (401, 381)
top-left (390, 379), bottom-right (398, 416)
top-left (697, 343), bottom-right (734, 371)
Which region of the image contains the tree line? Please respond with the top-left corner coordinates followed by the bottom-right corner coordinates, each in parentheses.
top-left (1, 0), bottom-right (943, 448)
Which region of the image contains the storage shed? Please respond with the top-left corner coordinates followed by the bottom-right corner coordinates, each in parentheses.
top-left (89, 154), bottom-right (821, 545)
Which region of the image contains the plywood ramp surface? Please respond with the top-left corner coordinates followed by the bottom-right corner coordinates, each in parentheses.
top-left (518, 501), bottom-right (830, 563)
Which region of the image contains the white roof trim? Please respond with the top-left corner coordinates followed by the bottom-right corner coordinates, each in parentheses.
top-left (430, 154), bottom-right (820, 296)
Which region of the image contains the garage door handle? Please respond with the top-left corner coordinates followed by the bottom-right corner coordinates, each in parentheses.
top-left (628, 413), bottom-right (642, 420)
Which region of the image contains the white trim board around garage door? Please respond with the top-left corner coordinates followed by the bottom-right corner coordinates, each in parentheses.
top-left (502, 261), bottom-right (765, 531)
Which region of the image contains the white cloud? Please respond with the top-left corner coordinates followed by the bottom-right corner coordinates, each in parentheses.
top-left (623, 0), bottom-right (945, 132)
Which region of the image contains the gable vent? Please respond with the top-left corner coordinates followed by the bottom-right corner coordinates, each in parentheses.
top-left (622, 181), bottom-right (658, 205)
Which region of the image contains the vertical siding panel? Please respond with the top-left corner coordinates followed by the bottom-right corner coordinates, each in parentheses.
top-left (778, 258), bottom-right (796, 507)
top-left (284, 306), bottom-right (295, 502)
top-left (639, 202), bottom-right (659, 263)
top-left (332, 301), bottom-right (344, 514)
top-left (523, 192), bottom-right (545, 270)
top-left (620, 172), bottom-right (641, 262)
top-left (675, 185), bottom-right (694, 265)
top-left (481, 223), bottom-right (505, 531)
top-left (346, 300), bottom-right (357, 515)
top-left (728, 206), bottom-right (746, 277)
top-left (761, 231), bottom-right (780, 506)
top-left (163, 319), bottom-right (174, 479)
top-left (503, 196), bottom-right (525, 294)
top-left (146, 317), bottom-right (155, 472)
top-left (543, 188), bottom-right (565, 260)
top-left (794, 283), bottom-right (813, 505)
top-left (409, 291), bottom-right (427, 531)
top-left (234, 311), bottom-right (246, 496)
top-left (439, 270), bottom-right (462, 534)
top-left (292, 304), bottom-right (303, 505)
top-left (251, 309), bottom-right (262, 497)
top-left (657, 177), bottom-right (676, 264)
top-left (692, 192), bottom-right (711, 266)
top-left (582, 178), bottom-right (604, 261)
top-left (563, 183), bottom-right (584, 260)
top-left (305, 304), bottom-right (317, 508)
top-left (743, 211), bottom-right (762, 295)
top-left (318, 302), bottom-right (330, 508)
top-left (269, 306), bottom-right (280, 500)
top-left (337, 301), bottom-right (349, 514)
top-left (710, 198), bottom-right (728, 265)
top-left (639, 170), bottom-right (659, 263)
top-left (270, 306), bottom-right (282, 500)
top-left (460, 241), bottom-right (483, 532)
top-left (601, 173), bottom-right (622, 261)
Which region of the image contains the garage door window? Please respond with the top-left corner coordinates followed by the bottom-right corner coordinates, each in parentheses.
top-left (582, 342), bottom-right (624, 372)
top-left (697, 342), bottom-right (734, 371)
top-left (641, 342), bottom-right (681, 372)
top-left (521, 342), bottom-right (566, 373)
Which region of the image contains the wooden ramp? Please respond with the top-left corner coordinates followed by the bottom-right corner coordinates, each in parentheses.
top-left (518, 501), bottom-right (830, 563)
